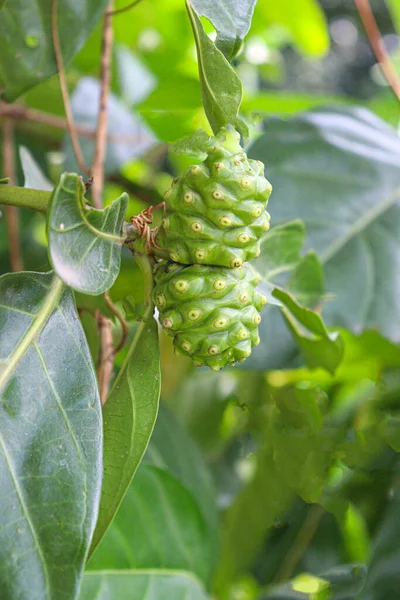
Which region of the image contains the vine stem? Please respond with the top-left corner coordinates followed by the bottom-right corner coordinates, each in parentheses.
top-left (2, 118), bottom-right (23, 272)
top-left (107, 0), bottom-right (144, 17)
top-left (0, 186), bottom-right (51, 213)
top-left (354, 0), bottom-right (400, 101)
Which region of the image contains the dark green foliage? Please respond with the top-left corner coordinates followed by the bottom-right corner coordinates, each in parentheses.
top-left (153, 261), bottom-right (266, 369)
top-left (156, 125), bottom-right (272, 268)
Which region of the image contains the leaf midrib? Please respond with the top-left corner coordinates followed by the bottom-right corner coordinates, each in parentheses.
top-left (0, 276), bottom-right (64, 389)
top-left (320, 184), bottom-right (400, 264)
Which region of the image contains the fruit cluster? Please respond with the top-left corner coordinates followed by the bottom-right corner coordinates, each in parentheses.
top-left (152, 125), bottom-right (272, 370)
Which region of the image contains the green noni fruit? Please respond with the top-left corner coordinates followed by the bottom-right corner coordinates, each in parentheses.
top-left (156, 125), bottom-right (272, 269)
top-left (153, 261), bottom-right (266, 370)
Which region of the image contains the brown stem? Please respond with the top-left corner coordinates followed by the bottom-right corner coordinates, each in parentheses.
top-left (2, 118), bottom-right (23, 272)
top-left (107, 0), bottom-right (144, 16)
top-left (91, 1), bottom-right (114, 208)
top-left (51, 0), bottom-right (90, 174)
top-left (96, 311), bottom-right (115, 406)
top-left (354, 0), bottom-right (400, 101)
top-left (0, 104), bottom-right (141, 143)
top-left (104, 291), bottom-right (129, 354)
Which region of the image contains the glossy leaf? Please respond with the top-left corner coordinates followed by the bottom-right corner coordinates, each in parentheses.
top-left (89, 314), bottom-right (161, 557)
top-left (190, 0), bottom-right (257, 61)
top-left (186, 1), bottom-right (245, 136)
top-left (88, 465), bottom-right (212, 583)
top-left (79, 570), bottom-right (210, 600)
top-left (0, 0), bottom-right (109, 101)
top-left (273, 287), bottom-right (344, 374)
top-left (0, 271), bottom-right (102, 600)
top-left (256, 220), bottom-right (306, 281)
top-left (47, 172), bottom-right (128, 295)
top-left (250, 107), bottom-right (400, 342)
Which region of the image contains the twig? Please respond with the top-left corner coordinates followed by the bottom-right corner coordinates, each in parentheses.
top-left (51, 0), bottom-right (90, 174)
top-left (96, 311), bottom-right (115, 406)
top-left (274, 504), bottom-right (325, 583)
top-left (107, 0), bottom-right (144, 16)
top-left (354, 0), bottom-right (400, 101)
top-left (91, 1), bottom-right (114, 208)
top-left (104, 291), bottom-right (129, 353)
top-left (2, 118), bottom-right (23, 272)
top-left (93, 1), bottom-right (116, 404)
top-left (0, 104), bottom-right (142, 143)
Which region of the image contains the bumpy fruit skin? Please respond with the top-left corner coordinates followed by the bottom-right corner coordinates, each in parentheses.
top-left (153, 261), bottom-right (266, 370)
top-left (156, 126), bottom-right (272, 269)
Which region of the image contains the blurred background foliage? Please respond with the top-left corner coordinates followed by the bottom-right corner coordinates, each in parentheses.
top-left (1, 0), bottom-right (400, 598)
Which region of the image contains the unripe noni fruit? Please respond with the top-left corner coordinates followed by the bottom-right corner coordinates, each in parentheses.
top-left (156, 125), bottom-right (272, 269)
top-left (153, 261), bottom-right (266, 370)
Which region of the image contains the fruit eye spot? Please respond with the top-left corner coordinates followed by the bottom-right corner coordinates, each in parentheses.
top-left (191, 165), bottom-right (201, 174)
top-left (253, 314), bottom-right (261, 325)
top-left (213, 318), bottom-right (227, 329)
top-left (156, 294), bottom-right (166, 306)
top-left (208, 345), bottom-right (219, 355)
top-left (174, 279), bottom-right (188, 292)
top-left (237, 233), bottom-right (249, 244)
top-left (213, 279), bottom-right (226, 291)
top-left (239, 330), bottom-right (248, 340)
top-left (195, 250), bottom-right (205, 261)
top-left (219, 216), bottom-right (231, 227)
top-left (212, 189), bottom-right (224, 200)
top-left (239, 293), bottom-right (248, 303)
top-left (163, 318), bottom-right (173, 328)
top-left (181, 341), bottom-right (192, 352)
top-left (266, 211), bottom-right (271, 222)
top-left (264, 221), bottom-right (270, 232)
top-left (164, 188), bottom-right (172, 200)
top-left (231, 258), bottom-right (242, 268)
top-left (252, 207), bottom-right (262, 218)
top-left (191, 221), bottom-right (203, 232)
top-left (215, 162), bottom-right (224, 170)
top-left (254, 246), bottom-right (261, 257)
top-left (260, 295), bottom-right (267, 306)
top-left (184, 192), bottom-right (194, 203)
top-left (188, 309), bottom-right (201, 320)
top-left (169, 252), bottom-right (179, 261)
top-left (234, 160), bottom-right (241, 166)
top-left (162, 217), bottom-right (170, 230)
top-left (254, 336), bottom-right (260, 346)
top-left (241, 178), bottom-right (251, 189)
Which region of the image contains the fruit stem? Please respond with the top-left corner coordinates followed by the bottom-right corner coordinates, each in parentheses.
top-left (0, 185), bottom-right (51, 213)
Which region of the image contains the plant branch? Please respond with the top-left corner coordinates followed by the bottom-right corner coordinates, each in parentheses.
top-left (91, 1), bottom-right (114, 208)
top-left (355, 0), bottom-right (400, 101)
top-left (0, 104), bottom-right (141, 143)
top-left (2, 118), bottom-right (23, 272)
top-left (274, 504), bottom-right (325, 583)
top-left (0, 186), bottom-right (51, 213)
top-left (51, 0), bottom-right (90, 174)
top-left (107, 0), bottom-right (144, 16)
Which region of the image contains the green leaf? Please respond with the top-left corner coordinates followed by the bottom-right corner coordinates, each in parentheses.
top-left (256, 220), bottom-right (306, 281)
top-left (273, 287), bottom-right (344, 374)
top-left (0, 0), bottom-right (109, 101)
top-left (286, 252), bottom-right (324, 310)
top-left (257, 0), bottom-right (329, 57)
top-left (19, 147), bottom-right (53, 192)
top-left (88, 465), bottom-right (213, 583)
top-left (89, 313), bottom-right (161, 557)
top-left (145, 405), bottom-right (219, 550)
top-left (190, 0), bottom-right (257, 61)
top-left (0, 271), bottom-right (102, 600)
top-left (48, 172), bottom-right (128, 295)
top-left (186, 1), bottom-right (244, 135)
top-left (79, 570), bottom-right (210, 600)
top-left (249, 107), bottom-right (400, 342)
top-left (385, 0), bottom-right (400, 36)
top-left (173, 130), bottom-right (212, 160)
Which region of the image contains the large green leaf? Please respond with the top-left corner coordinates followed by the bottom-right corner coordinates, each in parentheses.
top-left (89, 314), bottom-right (161, 557)
top-left (0, 0), bottom-right (109, 100)
top-left (249, 107), bottom-right (400, 342)
top-left (190, 0), bottom-right (257, 61)
top-left (48, 173), bottom-right (128, 295)
top-left (186, 1), bottom-right (245, 135)
top-left (88, 465), bottom-right (212, 583)
top-left (0, 271), bottom-right (102, 600)
top-left (79, 570), bottom-right (210, 600)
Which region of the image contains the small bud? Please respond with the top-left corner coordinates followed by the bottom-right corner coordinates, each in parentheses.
top-left (163, 318), bottom-right (173, 328)
top-left (181, 341), bottom-right (192, 352)
top-left (219, 216), bottom-right (232, 227)
top-left (212, 189), bottom-right (224, 200)
top-left (213, 317), bottom-right (227, 329)
top-left (237, 233), bottom-right (249, 244)
top-left (213, 279), bottom-right (226, 291)
top-left (208, 345), bottom-right (219, 355)
top-left (195, 249), bottom-right (206, 261)
top-left (239, 293), bottom-right (249, 303)
top-left (231, 258), bottom-right (242, 268)
top-left (188, 309), bottom-right (201, 321)
top-left (184, 192), bottom-right (194, 203)
top-left (174, 280), bottom-right (188, 292)
top-left (253, 314), bottom-right (261, 325)
top-left (190, 221), bottom-right (203, 233)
